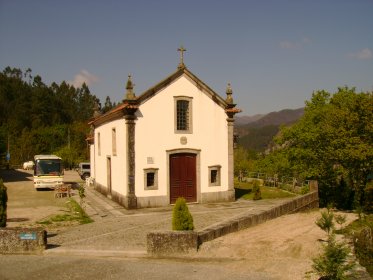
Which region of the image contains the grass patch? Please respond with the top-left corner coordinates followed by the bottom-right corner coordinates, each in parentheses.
top-left (341, 214), bottom-right (373, 237)
top-left (37, 198), bottom-right (93, 227)
top-left (235, 181), bottom-right (297, 200)
top-left (235, 179), bottom-right (296, 200)
top-left (340, 214), bottom-right (373, 276)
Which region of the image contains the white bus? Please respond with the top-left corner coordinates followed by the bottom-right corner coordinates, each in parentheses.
top-left (33, 155), bottom-right (64, 190)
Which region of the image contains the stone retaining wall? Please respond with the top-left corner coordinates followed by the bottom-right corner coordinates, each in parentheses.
top-left (147, 231), bottom-right (198, 255)
top-left (0, 227), bottom-right (47, 254)
top-left (147, 186), bottom-right (319, 256)
top-left (198, 191), bottom-right (318, 245)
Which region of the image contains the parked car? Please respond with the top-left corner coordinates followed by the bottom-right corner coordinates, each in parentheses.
top-left (77, 162), bottom-right (90, 180)
top-left (23, 161), bottom-right (35, 170)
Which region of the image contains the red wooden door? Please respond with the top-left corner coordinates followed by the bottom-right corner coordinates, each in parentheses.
top-left (170, 153), bottom-right (197, 204)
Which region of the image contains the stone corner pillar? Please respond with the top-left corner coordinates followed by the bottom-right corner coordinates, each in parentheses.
top-left (124, 114), bottom-right (137, 209)
top-left (227, 117), bottom-right (235, 192)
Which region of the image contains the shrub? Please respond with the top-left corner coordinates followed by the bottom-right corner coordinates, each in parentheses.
top-left (252, 180), bottom-right (262, 200)
top-left (78, 183), bottom-right (86, 208)
top-left (300, 184), bottom-right (310, 195)
top-left (172, 197), bottom-right (194, 231)
top-left (354, 226), bottom-right (373, 275)
top-left (363, 182), bottom-right (373, 213)
top-left (0, 179), bottom-right (8, 227)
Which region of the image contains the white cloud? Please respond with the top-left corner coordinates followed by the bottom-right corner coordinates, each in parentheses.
top-left (69, 70), bottom-right (99, 88)
top-left (279, 37), bottom-right (311, 50)
top-left (350, 48), bottom-right (372, 60)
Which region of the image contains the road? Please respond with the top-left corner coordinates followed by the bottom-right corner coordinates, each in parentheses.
top-left (0, 255), bottom-right (267, 280)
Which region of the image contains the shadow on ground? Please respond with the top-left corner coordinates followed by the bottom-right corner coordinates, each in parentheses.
top-left (0, 169), bottom-right (32, 183)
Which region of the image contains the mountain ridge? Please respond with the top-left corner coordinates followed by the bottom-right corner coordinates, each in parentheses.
top-left (235, 108), bottom-right (304, 152)
top-left (236, 108), bottom-right (304, 128)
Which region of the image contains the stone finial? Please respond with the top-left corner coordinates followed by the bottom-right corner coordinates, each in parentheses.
top-left (177, 45), bottom-right (186, 69)
top-left (125, 74), bottom-right (136, 100)
top-left (225, 83), bottom-right (233, 104)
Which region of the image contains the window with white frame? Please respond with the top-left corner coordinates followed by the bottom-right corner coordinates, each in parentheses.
top-left (209, 165), bottom-right (221, 186)
top-left (144, 168), bottom-right (158, 190)
top-left (174, 97), bottom-right (193, 133)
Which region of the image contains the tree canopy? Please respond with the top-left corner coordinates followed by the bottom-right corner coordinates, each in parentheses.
top-left (256, 87), bottom-right (372, 208)
top-left (0, 67), bottom-right (101, 167)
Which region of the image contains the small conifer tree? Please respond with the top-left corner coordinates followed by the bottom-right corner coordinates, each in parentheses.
top-left (312, 234), bottom-right (354, 279)
top-left (316, 208), bottom-right (334, 235)
top-left (172, 197), bottom-right (194, 231)
top-left (0, 179), bottom-right (8, 227)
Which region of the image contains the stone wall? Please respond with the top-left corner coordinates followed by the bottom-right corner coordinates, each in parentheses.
top-left (198, 191), bottom-right (319, 245)
top-left (0, 227), bottom-right (47, 254)
top-left (147, 231), bottom-right (198, 255)
top-left (147, 187), bottom-right (319, 256)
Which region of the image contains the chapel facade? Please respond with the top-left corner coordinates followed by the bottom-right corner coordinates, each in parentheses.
top-left (87, 48), bottom-right (241, 209)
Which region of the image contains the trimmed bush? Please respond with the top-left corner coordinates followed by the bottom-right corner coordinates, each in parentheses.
top-left (0, 179), bottom-right (8, 227)
top-left (172, 197), bottom-right (194, 231)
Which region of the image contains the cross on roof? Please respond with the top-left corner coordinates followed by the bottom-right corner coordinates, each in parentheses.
top-left (177, 45), bottom-right (186, 69)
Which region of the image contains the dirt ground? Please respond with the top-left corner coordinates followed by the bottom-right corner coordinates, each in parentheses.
top-left (2, 169), bottom-right (82, 228)
top-left (1, 169), bottom-right (361, 279)
top-left (193, 210), bottom-right (357, 280)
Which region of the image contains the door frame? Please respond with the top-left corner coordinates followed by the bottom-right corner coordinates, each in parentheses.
top-left (167, 148), bottom-right (201, 204)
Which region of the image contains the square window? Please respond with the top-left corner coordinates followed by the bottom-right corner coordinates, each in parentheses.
top-left (147, 172), bottom-right (155, 187)
top-left (211, 169), bottom-right (218, 184)
top-left (209, 165), bottom-right (221, 186)
top-left (144, 168), bottom-right (158, 190)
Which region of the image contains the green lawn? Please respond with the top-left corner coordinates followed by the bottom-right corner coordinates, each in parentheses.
top-left (234, 179), bottom-right (297, 200)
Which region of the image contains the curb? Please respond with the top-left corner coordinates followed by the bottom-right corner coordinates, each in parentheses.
top-left (44, 248), bottom-right (148, 258)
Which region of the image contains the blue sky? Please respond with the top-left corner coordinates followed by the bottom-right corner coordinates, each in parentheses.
top-left (0, 0), bottom-right (372, 115)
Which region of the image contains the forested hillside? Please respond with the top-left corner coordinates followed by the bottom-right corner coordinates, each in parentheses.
top-left (0, 67), bottom-right (107, 168)
top-left (236, 108), bottom-right (304, 152)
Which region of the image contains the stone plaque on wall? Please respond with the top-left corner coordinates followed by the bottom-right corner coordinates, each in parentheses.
top-left (180, 136), bottom-right (187, 145)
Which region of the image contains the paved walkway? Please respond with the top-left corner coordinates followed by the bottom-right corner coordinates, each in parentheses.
top-left (46, 185), bottom-right (293, 257)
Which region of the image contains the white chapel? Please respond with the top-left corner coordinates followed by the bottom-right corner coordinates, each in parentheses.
top-left (87, 48), bottom-right (241, 209)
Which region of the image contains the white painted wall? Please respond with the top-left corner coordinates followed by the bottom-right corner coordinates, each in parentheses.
top-left (89, 144), bottom-right (95, 178)
top-left (94, 118), bottom-right (127, 195)
top-left (135, 75), bottom-right (228, 199)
